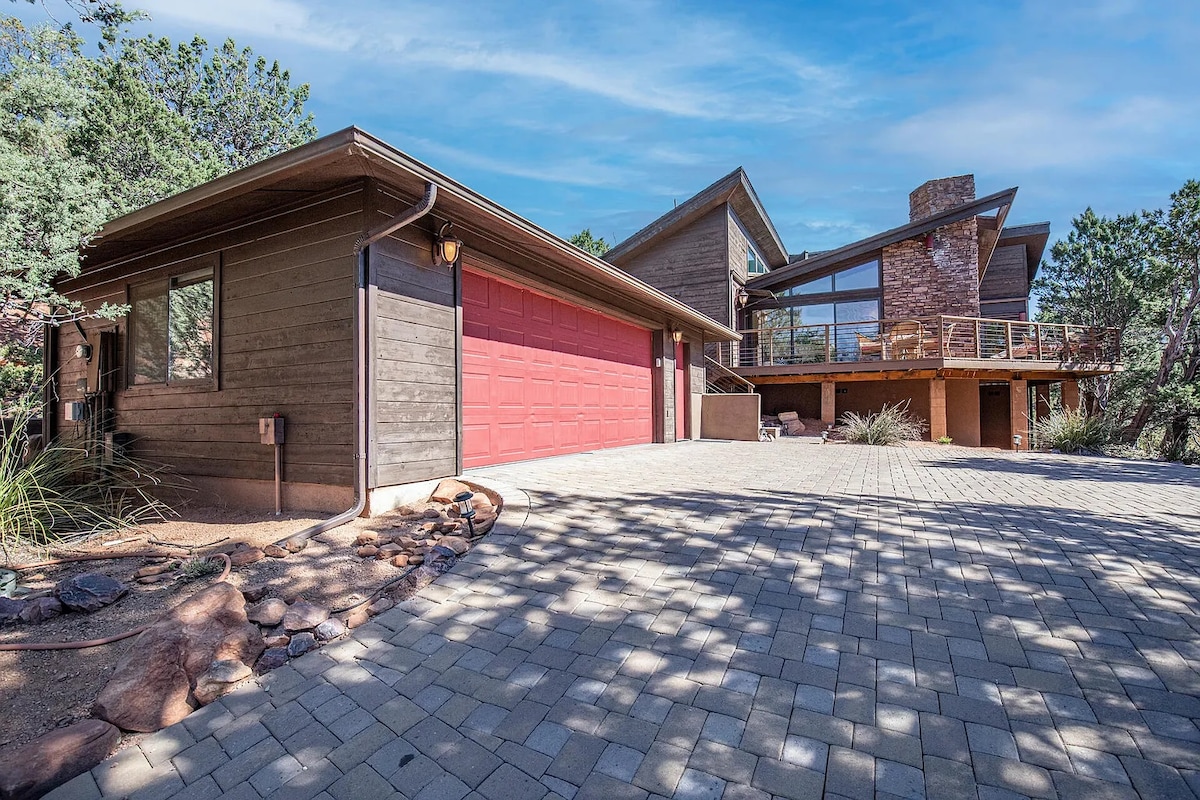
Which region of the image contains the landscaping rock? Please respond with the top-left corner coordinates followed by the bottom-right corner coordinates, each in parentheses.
top-left (263, 632), bottom-right (290, 648)
top-left (354, 532), bottom-right (379, 546)
top-left (356, 545), bottom-right (378, 558)
top-left (422, 508), bottom-right (442, 518)
top-left (315, 618), bottom-right (346, 641)
top-left (392, 535), bottom-right (419, 548)
top-left (0, 597), bottom-right (25, 625)
top-left (368, 597), bottom-right (393, 614)
top-left (283, 538), bottom-right (307, 553)
top-left (257, 647), bottom-right (289, 672)
top-left (228, 547), bottom-right (265, 567)
top-left (287, 632), bottom-right (317, 657)
top-left (263, 544), bottom-right (288, 559)
top-left (0, 719), bottom-right (120, 800)
top-left (282, 601), bottom-right (328, 632)
top-left (431, 478), bottom-right (472, 504)
top-left (246, 598), bottom-right (287, 627)
top-left (193, 659), bottom-right (253, 705)
top-left (390, 554), bottom-right (410, 568)
top-left (55, 574), bottom-right (127, 613)
top-left (18, 597), bottom-right (63, 624)
top-left (435, 536), bottom-right (470, 555)
top-left (242, 584), bottom-right (270, 602)
top-left (376, 543), bottom-right (403, 559)
top-left (409, 554), bottom-right (425, 565)
top-left (346, 609), bottom-right (370, 629)
top-left (92, 582), bottom-right (264, 732)
top-left (134, 563), bottom-right (176, 579)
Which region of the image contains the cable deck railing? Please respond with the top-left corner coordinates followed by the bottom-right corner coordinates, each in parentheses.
top-left (715, 315), bottom-right (1121, 369)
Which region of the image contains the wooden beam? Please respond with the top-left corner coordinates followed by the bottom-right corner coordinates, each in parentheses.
top-left (821, 381), bottom-right (837, 425)
top-left (930, 378), bottom-right (947, 441)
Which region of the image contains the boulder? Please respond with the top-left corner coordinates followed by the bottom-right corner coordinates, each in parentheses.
top-left (193, 659), bottom-right (253, 706)
top-left (0, 719), bottom-right (120, 800)
top-left (356, 545), bottom-right (378, 558)
top-left (287, 632), bottom-right (317, 657)
top-left (392, 535), bottom-right (419, 549)
top-left (92, 582), bottom-right (264, 732)
top-left (354, 532), bottom-right (379, 546)
top-left (390, 554), bottom-right (410, 568)
top-left (228, 548), bottom-right (265, 567)
top-left (282, 601), bottom-right (328, 632)
top-left (18, 597), bottom-right (63, 624)
top-left (315, 618), bottom-right (346, 641)
top-left (55, 574), bottom-right (126, 613)
top-left (257, 647), bottom-right (289, 672)
top-left (263, 544), bottom-right (288, 559)
top-left (346, 609), bottom-right (370, 629)
top-left (246, 598), bottom-right (287, 627)
top-left (431, 478), bottom-right (472, 504)
top-left (0, 597), bottom-right (25, 625)
top-left (435, 536), bottom-right (470, 556)
top-left (283, 538), bottom-right (307, 554)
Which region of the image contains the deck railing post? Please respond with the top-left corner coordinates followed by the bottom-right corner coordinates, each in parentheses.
top-left (974, 319), bottom-right (981, 358)
top-left (825, 324), bottom-right (832, 363)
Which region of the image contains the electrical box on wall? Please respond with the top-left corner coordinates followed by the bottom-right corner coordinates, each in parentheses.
top-left (64, 401), bottom-right (86, 421)
top-left (259, 416), bottom-right (285, 445)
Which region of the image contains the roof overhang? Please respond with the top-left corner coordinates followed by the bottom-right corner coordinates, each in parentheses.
top-left (996, 222), bottom-right (1051, 284)
top-left (748, 186), bottom-right (1018, 293)
top-left (603, 167), bottom-right (788, 269)
top-left (76, 127), bottom-right (739, 342)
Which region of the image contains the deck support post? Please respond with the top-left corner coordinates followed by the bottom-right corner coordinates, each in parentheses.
top-left (929, 378), bottom-right (947, 442)
top-left (1060, 379), bottom-right (1081, 412)
top-left (821, 381), bottom-right (837, 427)
top-left (1010, 379), bottom-right (1029, 450)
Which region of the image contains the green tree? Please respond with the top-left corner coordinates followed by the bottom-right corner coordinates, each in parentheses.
top-left (569, 228), bottom-right (611, 257)
top-left (1036, 182), bottom-right (1200, 459)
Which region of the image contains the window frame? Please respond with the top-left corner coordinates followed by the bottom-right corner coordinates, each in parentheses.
top-left (747, 246), bottom-right (768, 276)
top-left (125, 256), bottom-right (221, 391)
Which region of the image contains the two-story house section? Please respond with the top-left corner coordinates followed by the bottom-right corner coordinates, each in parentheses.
top-left (608, 174), bottom-right (1121, 449)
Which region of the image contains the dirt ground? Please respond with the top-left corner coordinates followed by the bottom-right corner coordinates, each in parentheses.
top-left (0, 492), bottom-right (497, 750)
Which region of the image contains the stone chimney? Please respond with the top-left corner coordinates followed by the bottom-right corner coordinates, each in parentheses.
top-left (909, 175), bottom-right (975, 222)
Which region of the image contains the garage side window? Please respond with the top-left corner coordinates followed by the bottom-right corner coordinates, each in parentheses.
top-left (129, 267), bottom-right (215, 386)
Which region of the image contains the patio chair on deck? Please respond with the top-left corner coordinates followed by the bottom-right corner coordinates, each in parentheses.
top-left (855, 332), bottom-right (883, 359)
top-left (887, 321), bottom-right (924, 359)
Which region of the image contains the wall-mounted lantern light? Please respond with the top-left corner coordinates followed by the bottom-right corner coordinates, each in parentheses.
top-left (736, 286), bottom-right (749, 307)
top-left (434, 222), bottom-right (463, 267)
top-left (1012, 434), bottom-right (1022, 450)
top-left (670, 328), bottom-right (683, 344)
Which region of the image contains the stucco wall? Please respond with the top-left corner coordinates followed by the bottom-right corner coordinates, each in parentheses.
top-left (700, 393), bottom-right (762, 441)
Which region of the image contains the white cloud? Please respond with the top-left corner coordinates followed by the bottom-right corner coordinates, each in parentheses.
top-left (134, 0), bottom-right (356, 50)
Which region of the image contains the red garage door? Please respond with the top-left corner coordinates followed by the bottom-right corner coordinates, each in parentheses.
top-left (462, 270), bottom-right (654, 468)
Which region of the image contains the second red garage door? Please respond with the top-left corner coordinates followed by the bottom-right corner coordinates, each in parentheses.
top-left (462, 269), bottom-right (654, 468)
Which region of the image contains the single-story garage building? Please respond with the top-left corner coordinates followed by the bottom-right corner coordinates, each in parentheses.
top-left (49, 127), bottom-right (737, 515)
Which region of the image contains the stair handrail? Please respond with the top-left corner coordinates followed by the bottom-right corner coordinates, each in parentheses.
top-left (704, 355), bottom-right (755, 393)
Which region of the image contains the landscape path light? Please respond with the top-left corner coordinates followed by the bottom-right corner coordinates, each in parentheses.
top-left (454, 490), bottom-right (477, 537)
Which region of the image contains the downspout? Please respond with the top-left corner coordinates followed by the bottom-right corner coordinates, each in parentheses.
top-left (280, 182), bottom-right (438, 547)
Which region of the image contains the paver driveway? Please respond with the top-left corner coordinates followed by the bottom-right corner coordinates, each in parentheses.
top-left (50, 441), bottom-right (1200, 800)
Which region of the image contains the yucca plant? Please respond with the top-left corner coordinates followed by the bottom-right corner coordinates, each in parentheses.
top-left (1033, 408), bottom-right (1112, 454)
top-left (1, 403), bottom-right (176, 552)
top-left (837, 401), bottom-right (929, 446)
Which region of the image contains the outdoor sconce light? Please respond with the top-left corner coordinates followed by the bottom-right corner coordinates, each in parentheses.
top-left (454, 490), bottom-right (477, 537)
top-left (924, 232), bottom-right (935, 250)
top-left (670, 328), bottom-right (683, 344)
top-left (821, 430), bottom-right (829, 444)
top-left (736, 286), bottom-right (750, 308)
top-left (1013, 434), bottom-right (1022, 450)
top-left (434, 222), bottom-right (463, 267)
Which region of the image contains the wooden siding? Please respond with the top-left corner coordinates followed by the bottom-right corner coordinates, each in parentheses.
top-left (979, 243), bottom-right (1030, 320)
top-left (55, 185), bottom-right (362, 486)
top-left (368, 187), bottom-right (458, 488)
top-left (615, 205), bottom-right (731, 326)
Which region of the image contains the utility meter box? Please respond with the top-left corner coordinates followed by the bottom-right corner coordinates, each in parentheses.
top-left (64, 401), bottom-right (86, 421)
top-left (259, 416), bottom-right (285, 445)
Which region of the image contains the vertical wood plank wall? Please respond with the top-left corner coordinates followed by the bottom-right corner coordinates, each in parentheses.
top-left (56, 185), bottom-right (362, 488)
top-left (368, 187), bottom-right (458, 487)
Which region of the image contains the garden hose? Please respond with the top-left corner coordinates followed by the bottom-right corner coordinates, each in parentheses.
top-left (0, 553), bottom-right (232, 652)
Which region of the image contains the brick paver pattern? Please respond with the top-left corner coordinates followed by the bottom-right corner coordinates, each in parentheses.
top-left (48, 441), bottom-right (1200, 799)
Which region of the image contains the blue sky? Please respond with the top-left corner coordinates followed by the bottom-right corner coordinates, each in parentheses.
top-left (18, 0), bottom-right (1200, 255)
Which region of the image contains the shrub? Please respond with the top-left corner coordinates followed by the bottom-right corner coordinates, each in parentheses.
top-left (1033, 408), bottom-right (1112, 454)
top-left (1, 402), bottom-right (175, 551)
top-left (937, 436), bottom-right (954, 445)
top-left (837, 402), bottom-right (929, 446)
